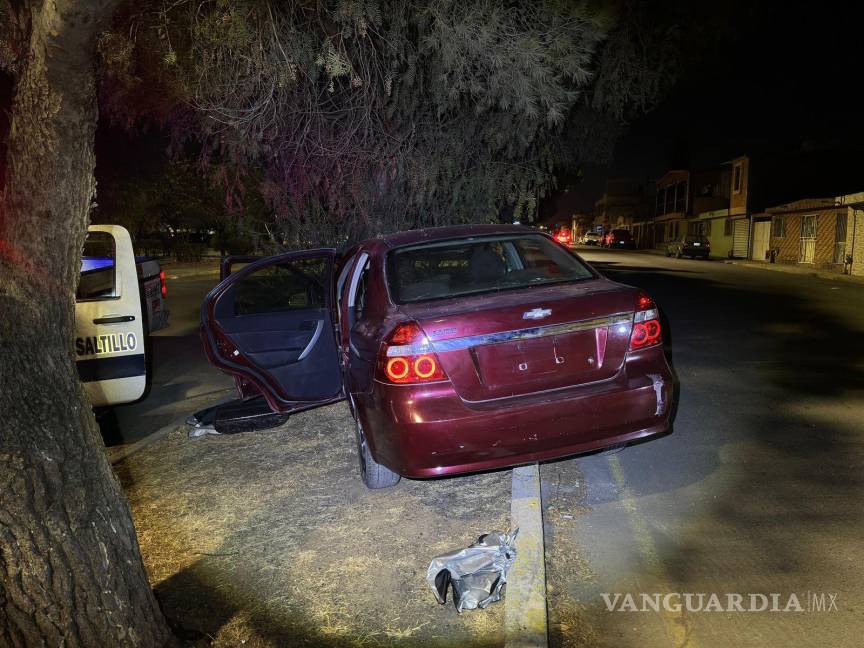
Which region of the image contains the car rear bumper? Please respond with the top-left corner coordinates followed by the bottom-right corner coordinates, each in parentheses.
top-left (356, 347), bottom-right (674, 478)
top-left (684, 247), bottom-right (710, 256)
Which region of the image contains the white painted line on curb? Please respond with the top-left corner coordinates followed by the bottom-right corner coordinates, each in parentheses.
top-left (505, 463), bottom-right (548, 648)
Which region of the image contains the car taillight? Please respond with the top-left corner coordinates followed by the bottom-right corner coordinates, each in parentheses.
top-left (378, 322), bottom-right (447, 384)
top-left (629, 292), bottom-right (662, 351)
top-left (159, 270), bottom-right (167, 298)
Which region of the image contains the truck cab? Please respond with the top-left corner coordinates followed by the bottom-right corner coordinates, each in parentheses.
top-left (75, 225), bottom-right (167, 407)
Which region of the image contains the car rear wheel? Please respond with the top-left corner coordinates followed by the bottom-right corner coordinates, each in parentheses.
top-left (354, 417), bottom-right (400, 489)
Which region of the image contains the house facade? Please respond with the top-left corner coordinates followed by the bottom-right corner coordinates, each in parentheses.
top-left (766, 193), bottom-right (864, 275)
top-left (837, 192), bottom-right (864, 277)
top-left (651, 170), bottom-right (689, 247)
top-left (690, 209), bottom-right (736, 258)
top-left (593, 179), bottom-right (646, 236)
top-left (646, 167), bottom-right (730, 252)
top-left (767, 199), bottom-right (849, 269)
top-left (727, 148), bottom-right (864, 261)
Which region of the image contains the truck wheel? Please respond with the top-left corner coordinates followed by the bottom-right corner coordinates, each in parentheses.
top-left (355, 417), bottom-right (400, 489)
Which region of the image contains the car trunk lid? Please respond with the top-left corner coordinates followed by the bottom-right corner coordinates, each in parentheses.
top-left (396, 280), bottom-right (635, 402)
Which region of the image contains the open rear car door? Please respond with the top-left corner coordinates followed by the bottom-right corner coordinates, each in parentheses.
top-left (200, 250), bottom-right (343, 413)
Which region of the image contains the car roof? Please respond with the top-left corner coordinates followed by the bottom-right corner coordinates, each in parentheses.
top-left (369, 223), bottom-right (542, 249)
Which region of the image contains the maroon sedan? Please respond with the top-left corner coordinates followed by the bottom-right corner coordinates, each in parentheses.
top-left (201, 224), bottom-right (673, 488)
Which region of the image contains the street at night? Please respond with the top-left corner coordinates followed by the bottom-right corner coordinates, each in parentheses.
top-left (544, 249), bottom-right (864, 647)
top-left (93, 250), bottom-right (864, 647)
top-left (3, 2), bottom-right (864, 647)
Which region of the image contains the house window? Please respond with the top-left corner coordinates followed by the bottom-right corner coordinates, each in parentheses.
top-left (724, 218), bottom-right (735, 236)
top-left (771, 215), bottom-right (786, 238)
top-left (733, 164), bottom-right (742, 194)
top-left (675, 181), bottom-right (687, 213)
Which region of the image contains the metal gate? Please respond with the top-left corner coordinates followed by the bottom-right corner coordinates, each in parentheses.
top-left (751, 221), bottom-right (771, 261)
top-left (833, 211), bottom-right (848, 264)
top-left (731, 219), bottom-right (750, 258)
top-left (799, 214), bottom-right (817, 263)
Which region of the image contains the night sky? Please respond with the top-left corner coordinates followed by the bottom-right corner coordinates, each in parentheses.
top-left (552, 1), bottom-right (864, 216)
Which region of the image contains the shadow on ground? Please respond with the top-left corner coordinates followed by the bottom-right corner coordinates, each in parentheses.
top-left (116, 403), bottom-right (512, 647)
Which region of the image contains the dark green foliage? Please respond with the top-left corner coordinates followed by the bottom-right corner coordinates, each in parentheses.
top-left (97, 0), bottom-right (675, 246)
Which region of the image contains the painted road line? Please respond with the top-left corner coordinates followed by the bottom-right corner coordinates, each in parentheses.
top-left (505, 463), bottom-right (548, 648)
top-left (607, 454), bottom-right (698, 648)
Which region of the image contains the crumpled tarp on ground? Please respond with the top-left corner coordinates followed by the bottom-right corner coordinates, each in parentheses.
top-left (426, 530), bottom-right (518, 613)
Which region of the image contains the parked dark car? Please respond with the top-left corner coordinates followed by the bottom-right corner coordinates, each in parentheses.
top-left (201, 224), bottom-right (674, 488)
top-left (666, 235), bottom-right (711, 259)
top-left (603, 229), bottom-right (636, 249)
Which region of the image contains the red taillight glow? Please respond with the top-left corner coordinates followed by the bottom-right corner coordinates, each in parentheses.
top-left (388, 322), bottom-right (418, 346)
top-left (379, 322), bottom-right (447, 384)
top-left (159, 270), bottom-right (167, 298)
top-left (385, 357), bottom-right (411, 380)
top-left (637, 293), bottom-right (653, 311)
top-left (629, 292), bottom-right (662, 351)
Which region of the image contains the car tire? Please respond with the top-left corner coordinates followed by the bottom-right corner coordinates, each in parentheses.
top-left (354, 417), bottom-right (400, 489)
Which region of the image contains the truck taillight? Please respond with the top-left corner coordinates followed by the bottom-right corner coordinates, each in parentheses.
top-left (378, 322), bottom-right (447, 384)
top-left (159, 270), bottom-right (167, 298)
top-left (629, 292), bottom-right (662, 351)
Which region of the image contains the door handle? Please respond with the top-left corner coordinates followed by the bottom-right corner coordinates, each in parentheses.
top-left (93, 315), bottom-right (135, 325)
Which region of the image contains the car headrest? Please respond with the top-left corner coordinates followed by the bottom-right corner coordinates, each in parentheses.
top-left (469, 246), bottom-right (507, 283)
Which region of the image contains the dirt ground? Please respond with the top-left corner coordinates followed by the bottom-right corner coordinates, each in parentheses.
top-left (116, 402), bottom-right (512, 647)
top-left (540, 460), bottom-right (595, 648)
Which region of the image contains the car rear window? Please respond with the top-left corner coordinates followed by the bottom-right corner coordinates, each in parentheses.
top-left (387, 234), bottom-right (594, 304)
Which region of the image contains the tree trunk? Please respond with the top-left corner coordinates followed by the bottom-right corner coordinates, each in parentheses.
top-left (0, 2), bottom-right (172, 646)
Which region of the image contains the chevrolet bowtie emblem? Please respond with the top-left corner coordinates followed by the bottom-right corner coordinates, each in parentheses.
top-left (523, 308), bottom-right (552, 320)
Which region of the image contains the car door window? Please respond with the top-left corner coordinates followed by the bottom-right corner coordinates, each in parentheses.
top-left (233, 257), bottom-right (326, 316)
top-left (78, 231), bottom-right (117, 301)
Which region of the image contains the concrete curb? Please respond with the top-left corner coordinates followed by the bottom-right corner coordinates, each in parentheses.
top-left (723, 259), bottom-right (864, 284)
top-left (505, 463), bottom-right (548, 648)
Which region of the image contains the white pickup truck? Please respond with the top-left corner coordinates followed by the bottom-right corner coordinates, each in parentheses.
top-left (75, 225), bottom-right (169, 407)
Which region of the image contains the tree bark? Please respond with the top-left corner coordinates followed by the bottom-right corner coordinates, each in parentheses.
top-left (0, 2), bottom-right (172, 646)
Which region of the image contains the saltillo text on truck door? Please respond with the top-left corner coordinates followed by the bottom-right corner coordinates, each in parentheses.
top-left (75, 225), bottom-right (146, 407)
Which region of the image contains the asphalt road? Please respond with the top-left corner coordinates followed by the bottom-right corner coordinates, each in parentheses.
top-left (98, 272), bottom-right (232, 445)
top-left (545, 248), bottom-right (864, 648)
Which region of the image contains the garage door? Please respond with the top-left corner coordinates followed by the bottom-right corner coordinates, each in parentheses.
top-left (731, 218), bottom-right (750, 258)
top-left (751, 221), bottom-right (770, 261)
